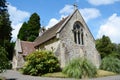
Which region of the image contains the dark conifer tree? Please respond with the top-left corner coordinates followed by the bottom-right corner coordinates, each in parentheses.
top-left (18, 13), bottom-right (41, 41)
top-left (18, 22), bottom-right (28, 41)
top-left (0, 0), bottom-right (12, 45)
top-left (0, 0), bottom-right (13, 62)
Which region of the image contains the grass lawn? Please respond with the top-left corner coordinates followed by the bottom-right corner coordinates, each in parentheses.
top-left (96, 70), bottom-right (116, 77)
top-left (42, 70), bottom-right (116, 78)
top-left (42, 72), bottom-right (68, 78)
top-left (0, 76), bottom-right (5, 80)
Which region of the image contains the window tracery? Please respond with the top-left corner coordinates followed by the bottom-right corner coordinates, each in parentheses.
top-left (73, 22), bottom-right (84, 45)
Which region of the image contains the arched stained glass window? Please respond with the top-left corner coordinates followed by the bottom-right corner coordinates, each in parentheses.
top-left (73, 22), bottom-right (84, 45)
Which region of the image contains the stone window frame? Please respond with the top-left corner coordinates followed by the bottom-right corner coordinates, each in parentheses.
top-left (73, 21), bottom-right (84, 45)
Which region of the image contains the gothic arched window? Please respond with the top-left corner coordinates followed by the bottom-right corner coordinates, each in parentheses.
top-left (73, 22), bottom-right (84, 45)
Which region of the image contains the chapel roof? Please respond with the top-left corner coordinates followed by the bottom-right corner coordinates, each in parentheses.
top-left (21, 41), bottom-right (36, 56)
top-left (34, 9), bottom-right (79, 47)
top-left (34, 16), bottom-right (69, 47)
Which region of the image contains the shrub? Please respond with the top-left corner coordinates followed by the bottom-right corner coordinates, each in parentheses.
top-left (62, 58), bottom-right (97, 79)
top-left (100, 56), bottom-right (120, 73)
top-left (21, 50), bottom-right (60, 76)
top-left (0, 46), bottom-right (9, 73)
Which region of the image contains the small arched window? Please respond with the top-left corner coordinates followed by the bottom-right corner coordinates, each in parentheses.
top-left (73, 22), bottom-right (84, 45)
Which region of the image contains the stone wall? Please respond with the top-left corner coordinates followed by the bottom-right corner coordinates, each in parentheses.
top-left (12, 39), bottom-right (24, 69)
top-left (38, 38), bottom-right (61, 59)
top-left (17, 53), bottom-right (25, 68)
top-left (45, 40), bottom-right (60, 53)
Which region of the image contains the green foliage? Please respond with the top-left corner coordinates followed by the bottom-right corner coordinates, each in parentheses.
top-left (100, 56), bottom-right (120, 74)
top-left (0, 12), bottom-right (12, 44)
top-left (0, 0), bottom-right (12, 43)
top-left (0, 46), bottom-right (10, 73)
top-left (2, 40), bottom-right (15, 60)
top-left (96, 35), bottom-right (120, 60)
top-left (112, 43), bottom-right (120, 59)
top-left (117, 44), bottom-right (120, 54)
top-left (27, 13), bottom-right (41, 41)
top-left (27, 35), bottom-right (36, 41)
top-left (18, 13), bottom-right (41, 42)
top-left (62, 58), bottom-right (97, 79)
top-left (108, 52), bottom-right (120, 59)
top-left (96, 35), bottom-right (116, 59)
top-left (0, 0), bottom-right (13, 61)
top-left (17, 22), bottom-right (28, 41)
top-left (21, 50), bottom-right (60, 76)
top-left (0, 0), bottom-right (7, 12)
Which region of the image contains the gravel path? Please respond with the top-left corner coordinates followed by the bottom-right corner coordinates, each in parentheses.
top-left (0, 70), bottom-right (73, 80)
top-left (0, 70), bottom-right (120, 80)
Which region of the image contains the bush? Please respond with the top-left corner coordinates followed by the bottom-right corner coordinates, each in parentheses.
top-left (0, 46), bottom-right (9, 73)
top-left (62, 58), bottom-right (97, 79)
top-left (100, 56), bottom-right (120, 74)
top-left (21, 50), bottom-right (60, 76)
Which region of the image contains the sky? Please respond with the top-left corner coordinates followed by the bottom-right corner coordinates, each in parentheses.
top-left (7, 0), bottom-right (120, 43)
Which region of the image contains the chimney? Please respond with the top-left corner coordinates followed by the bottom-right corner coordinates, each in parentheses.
top-left (39, 27), bottom-right (46, 36)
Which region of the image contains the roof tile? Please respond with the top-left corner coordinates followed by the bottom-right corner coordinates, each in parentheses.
top-left (34, 17), bottom-right (68, 46)
top-left (21, 41), bottom-right (36, 56)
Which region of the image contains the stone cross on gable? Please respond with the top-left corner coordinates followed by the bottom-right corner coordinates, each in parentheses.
top-left (73, 3), bottom-right (78, 10)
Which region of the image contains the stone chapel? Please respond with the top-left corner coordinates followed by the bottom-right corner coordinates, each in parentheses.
top-left (13, 9), bottom-right (101, 69)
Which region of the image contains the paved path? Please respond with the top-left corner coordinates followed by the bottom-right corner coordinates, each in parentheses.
top-left (0, 70), bottom-right (120, 80)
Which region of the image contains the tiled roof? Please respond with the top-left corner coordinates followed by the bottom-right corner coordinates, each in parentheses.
top-left (34, 16), bottom-right (69, 47)
top-left (21, 41), bottom-right (36, 56)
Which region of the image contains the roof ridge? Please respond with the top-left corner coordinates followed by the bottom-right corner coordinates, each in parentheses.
top-left (21, 40), bottom-right (34, 43)
top-left (34, 16), bottom-right (69, 46)
top-left (56, 9), bottom-right (78, 33)
top-left (34, 16), bottom-right (68, 42)
top-left (45, 16), bottom-right (68, 32)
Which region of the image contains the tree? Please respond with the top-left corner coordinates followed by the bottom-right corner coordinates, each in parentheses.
top-left (0, 46), bottom-right (9, 73)
top-left (0, 0), bottom-right (12, 44)
top-left (117, 44), bottom-right (120, 59)
top-left (112, 43), bottom-right (120, 59)
top-left (4, 41), bottom-right (15, 60)
top-left (18, 13), bottom-right (41, 41)
top-left (27, 13), bottom-right (41, 41)
top-left (0, 0), bottom-right (13, 61)
top-left (116, 44), bottom-right (120, 54)
top-left (96, 35), bottom-right (114, 59)
top-left (18, 22), bottom-right (28, 41)
top-left (0, 0), bottom-right (7, 12)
